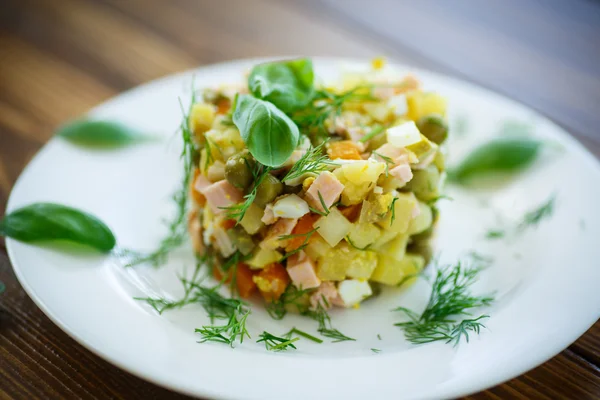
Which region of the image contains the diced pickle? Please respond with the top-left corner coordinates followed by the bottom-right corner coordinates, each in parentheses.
top-left (347, 223), bottom-right (382, 249)
top-left (226, 226), bottom-right (255, 256)
top-left (254, 174), bottom-right (283, 207)
top-left (417, 114), bottom-right (448, 144)
top-left (408, 202), bottom-right (433, 235)
top-left (317, 244), bottom-right (378, 281)
top-left (371, 253), bottom-right (425, 286)
top-left (239, 203), bottom-right (265, 235)
top-left (404, 165), bottom-right (440, 202)
top-left (225, 150), bottom-right (255, 190)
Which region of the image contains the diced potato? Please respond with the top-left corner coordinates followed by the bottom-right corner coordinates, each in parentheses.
top-left (305, 235), bottom-right (331, 260)
top-left (371, 253), bottom-right (425, 285)
top-left (377, 192), bottom-right (418, 233)
top-left (317, 243), bottom-right (377, 281)
top-left (406, 91), bottom-right (447, 121)
top-left (246, 247), bottom-right (283, 269)
top-left (370, 229), bottom-right (399, 250)
top-left (408, 202), bottom-right (433, 235)
top-left (405, 165), bottom-right (441, 202)
top-left (359, 193), bottom-right (393, 223)
top-left (189, 103), bottom-right (216, 138)
top-left (239, 203), bottom-right (265, 235)
top-left (346, 223), bottom-right (382, 249)
top-left (313, 208), bottom-right (353, 247)
top-left (379, 234), bottom-right (409, 261)
top-left (362, 102), bottom-right (394, 123)
top-left (386, 121), bottom-right (421, 148)
top-left (337, 160), bottom-right (386, 185)
top-left (205, 127), bottom-right (245, 161)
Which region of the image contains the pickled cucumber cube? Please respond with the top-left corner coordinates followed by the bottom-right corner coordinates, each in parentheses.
top-left (346, 223), bottom-right (382, 249)
top-left (246, 247), bottom-right (283, 269)
top-left (313, 208), bottom-right (353, 247)
top-left (371, 253), bottom-right (425, 285)
top-left (239, 203), bottom-right (265, 235)
top-left (408, 202), bottom-right (433, 235)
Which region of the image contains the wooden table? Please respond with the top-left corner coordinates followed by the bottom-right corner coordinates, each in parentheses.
top-left (1, 0), bottom-right (599, 398)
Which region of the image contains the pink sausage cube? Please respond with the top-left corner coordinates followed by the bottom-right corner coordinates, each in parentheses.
top-left (199, 180), bottom-right (243, 214)
top-left (390, 164), bottom-right (413, 184)
top-left (305, 172), bottom-right (344, 213)
top-left (286, 250), bottom-right (321, 289)
top-left (374, 143), bottom-right (410, 166)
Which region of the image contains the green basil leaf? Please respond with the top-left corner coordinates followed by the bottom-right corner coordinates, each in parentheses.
top-left (57, 120), bottom-right (149, 148)
top-left (248, 58), bottom-right (315, 113)
top-left (0, 203), bottom-right (116, 252)
top-left (449, 138), bottom-right (542, 183)
top-left (232, 94), bottom-right (299, 167)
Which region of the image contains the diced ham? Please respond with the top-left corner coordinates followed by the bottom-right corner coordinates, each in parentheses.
top-left (305, 172), bottom-right (344, 213)
top-left (286, 250), bottom-right (321, 289)
top-left (390, 164), bottom-right (413, 185)
top-left (194, 173), bottom-right (212, 193)
top-left (373, 143), bottom-right (410, 166)
top-left (259, 218), bottom-right (298, 250)
top-left (199, 180), bottom-right (243, 214)
top-left (372, 86), bottom-right (395, 100)
top-left (188, 209), bottom-right (205, 256)
top-left (261, 203), bottom-right (277, 225)
top-left (309, 281), bottom-right (343, 310)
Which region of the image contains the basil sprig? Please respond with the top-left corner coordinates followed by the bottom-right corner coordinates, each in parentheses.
top-left (57, 120), bottom-right (150, 148)
top-left (232, 94), bottom-right (299, 167)
top-left (0, 203), bottom-right (116, 252)
top-left (248, 58), bottom-right (314, 113)
top-left (449, 137), bottom-right (542, 183)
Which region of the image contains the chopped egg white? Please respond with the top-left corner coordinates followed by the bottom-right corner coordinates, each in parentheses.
top-left (388, 93), bottom-right (408, 116)
top-left (387, 121), bottom-right (422, 148)
top-left (272, 194), bottom-right (309, 219)
top-left (337, 279), bottom-right (373, 307)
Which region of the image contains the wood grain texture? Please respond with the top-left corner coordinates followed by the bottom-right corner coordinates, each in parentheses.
top-left (0, 0), bottom-right (599, 398)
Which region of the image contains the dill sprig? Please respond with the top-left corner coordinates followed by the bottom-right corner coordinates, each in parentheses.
top-left (265, 285), bottom-right (312, 320)
top-left (284, 327), bottom-right (324, 344)
top-left (279, 227), bottom-right (319, 261)
top-left (394, 260), bottom-right (493, 346)
top-left (388, 197), bottom-right (399, 226)
top-left (221, 164), bottom-right (272, 222)
top-left (517, 194), bottom-right (556, 231)
top-left (257, 331), bottom-right (299, 351)
top-left (306, 304), bottom-right (356, 343)
top-left (292, 86), bottom-right (374, 139)
top-left (345, 235), bottom-right (370, 251)
top-left (122, 85), bottom-right (198, 268)
top-left (282, 142), bottom-right (336, 182)
top-left (371, 151), bottom-right (393, 177)
top-left (371, 348), bottom-right (381, 353)
top-left (359, 124), bottom-right (385, 143)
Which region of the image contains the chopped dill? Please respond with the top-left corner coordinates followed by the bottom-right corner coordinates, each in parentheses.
top-left (345, 235), bottom-right (371, 251)
top-left (394, 259), bottom-right (493, 346)
top-left (284, 327), bottom-right (324, 344)
top-left (377, 334), bottom-right (382, 340)
top-left (257, 331), bottom-right (299, 351)
top-left (317, 191), bottom-right (331, 216)
top-left (306, 304), bottom-right (356, 343)
top-left (283, 142), bottom-right (336, 182)
top-left (371, 348), bottom-right (381, 353)
top-left (517, 194), bottom-right (556, 232)
top-left (265, 286), bottom-right (312, 320)
top-left (372, 151), bottom-right (393, 177)
top-left (359, 124), bottom-right (385, 143)
top-left (122, 84), bottom-right (198, 268)
top-left (221, 165), bottom-right (272, 221)
top-left (485, 229), bottom-right (505, 239)
top-left (389, 197), bottom-right (399, 226)
top-left (280, 227), bottom-right (320, 261)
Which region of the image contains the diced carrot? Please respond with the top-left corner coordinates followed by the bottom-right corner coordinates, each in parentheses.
top-left (339, 203), bottom-right (362, 223)
top-left (285, 213), bottom-right (320, 252)
top-left (221, 219), bottom-right (237, 230)
top-left (213, 265), bottom-right (231, 283)
top-left (253, 263), bottom-right (290, 301)
top-left (327, 141), bottom-right (362, 160)
top-left (190, 169), bottom-right (207, 206)
top-left (216, 97), bottom-right (231, 115)
top-left (236, 263), bottom-right (257, 298)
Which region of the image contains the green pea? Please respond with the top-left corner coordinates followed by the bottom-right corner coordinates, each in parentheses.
top-left (225, 150), bottom-right (255, 190)
top-left (254, 174), bottom-right (283, 207)
top-left (417, 114), bottom-right (448, 144)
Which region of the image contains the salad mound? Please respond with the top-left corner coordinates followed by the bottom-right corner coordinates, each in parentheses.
top-left (187, 58), bottom-right (448, 310)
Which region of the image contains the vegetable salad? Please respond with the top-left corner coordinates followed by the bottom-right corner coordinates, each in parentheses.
top-left (187, 58), bottom-right (448, 310)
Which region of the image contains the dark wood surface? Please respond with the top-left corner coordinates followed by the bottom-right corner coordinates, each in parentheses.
top-left (1, 0), bottom-right (599, 398)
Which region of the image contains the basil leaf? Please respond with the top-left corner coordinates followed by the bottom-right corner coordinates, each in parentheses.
top-left (232, 94), bottom-right (299, 167)
top-left (248, 58), bottom-right (315, 113)
top-left (0, 203), bottom-right (116, 252)
top-left (449, 138), bottom-right (542, 183)
top-left (57, 120), bottom-right (149, 148)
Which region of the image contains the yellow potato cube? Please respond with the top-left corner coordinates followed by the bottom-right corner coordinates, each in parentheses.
top-left (313, 208), bottom-right (353, 247)
top-left (362, 102), bottom-right (394, 123)
top-left (371, 253), bottom-right (425, 285)
top-left (379, 234), bottom-right (409, 261)
top-left (377, 192), bottom-right (418, 233)
top-left (408, 202), bottom-right (433, 235)
top-left (317, 244), bottom-right (378, 281)
top-left (347, 223), bottom-right (382, 249)
top-left (189, 103), bottom-right (216, 138)
top-left (338, 160), bottom-right (386, 185)
top-left (406, 92), bottom-right (447, 121)
top-left (246, 247), bottom-right (283, 269)
top-left (305, 236), bottom-right (331, 260)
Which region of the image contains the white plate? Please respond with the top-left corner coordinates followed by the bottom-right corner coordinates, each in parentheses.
top-left (6, 58), bottom-right (600, 400)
